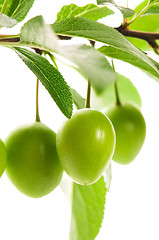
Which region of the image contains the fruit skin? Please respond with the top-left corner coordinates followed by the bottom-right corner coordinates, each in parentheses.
top-left (56, 109), bottom-right (115, 185)
top-left (0, 139), bottom-right (7, 177)
top-left (5, 122), bottom-right (63, 198)
top-left (105, 103), bottom-right (146, 164)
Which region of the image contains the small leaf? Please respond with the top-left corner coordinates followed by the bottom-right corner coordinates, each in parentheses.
top-left (56, 3), bottom-right (113, 22)
top-left (0, 12), bottom-right (17, 27)
top-left (92, 73), bottom-right (141, 110)
top-left (20, 16), bottom-right (117, 93)
top-left (6, 0), bottom-right (35, 22)
top-left (12, 47), bottom-right (73, 118)
top-left (105, 162), bottom-right (112, 192)
top-left (70, 88), bottom-right (85, 110)
top-left (52, 17), bottom-right (159, 80)
top-left (70, 176), bottom-right (107, 240)
top-left (97, 0), bottom-right (135, 18)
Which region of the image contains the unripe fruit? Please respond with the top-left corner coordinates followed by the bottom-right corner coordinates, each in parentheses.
top-left (56, 109), bottom-right (115, 185)
top-left (105, 103), bottom-right (146, 164)
top-left (0, 139), bottom-right (7, 177)
top-left (5, 122), bottom-right (63, 198)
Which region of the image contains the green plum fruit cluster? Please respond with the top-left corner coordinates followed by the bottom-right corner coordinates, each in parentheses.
top-left (0, 102), bottom-right (146, 198)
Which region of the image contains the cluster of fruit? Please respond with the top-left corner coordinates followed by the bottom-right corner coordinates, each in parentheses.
top-left (0, 101), bottom-right (146, 198)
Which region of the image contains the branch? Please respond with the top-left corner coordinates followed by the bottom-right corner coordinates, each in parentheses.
top-left (115, 25), bottom-right (159, 49)
top-left (1, 26), bottom-right (159, 50)
top-left (0, 35), bottom-right (71, 43)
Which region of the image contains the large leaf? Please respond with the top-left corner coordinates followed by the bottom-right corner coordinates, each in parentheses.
top-left (0, 0), bottom-right (12, 14)
top-left (56, 3), bottom-right (113, 22)
top-left (12, 47), bottom-right (73, 118)
top-left (0, 12), bottom-right (17, 27)
top-left (6, 0), bottom-right (35, 22)
top-left (91, 73), bottom-right (141, 110)
top-left (97, 0), bottom-right (135, 18)
top-left (70, 176), bottom-right (107, 240)
top-left (20, 16), bottom-right (117, 93)
top-left (52, 17), bottom-right (159, 80)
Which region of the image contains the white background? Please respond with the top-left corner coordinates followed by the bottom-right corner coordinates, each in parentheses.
top-left (1, 0), bottom-right (159, 239)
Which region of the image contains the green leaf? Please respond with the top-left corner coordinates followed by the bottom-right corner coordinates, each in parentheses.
top-left (70, 176), bottom-right (107, 240)
top-left (99, 45), bottom-right (159, 81)
top-left (0, 0), bottom-right (12, 14)
top-left (0, 12), bottom-right (17, 27)
top-left (92, 73), bottom-right (141, 110)
top-left (97, 0), bottom-right (135, 18)
top-left (56, 3), bottom-right (113, 22)
top-left (70, 88), bottom-right (85, 110)
top-left (52, 17), bottom-right (159, 80)
top-left (105, 162), bottom-right (112, 192)
top-left (20, 16), bottom-right (117, 93)
top-left (6, 0), bottom-right (35, 22)
top-left (12, 47), bottom-right (73, 119)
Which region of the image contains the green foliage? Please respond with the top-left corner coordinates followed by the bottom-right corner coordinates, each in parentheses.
top-left (0, 0), bottom-right (12, 14)
top-left (56, 3), bottom-right (113, 22)
top-left (6, 0), bottom-right (34, 22)
top-left (52, 17), bottom-right (159, 80)
top-left (0, 0), bottom-right (34, 23)
top-left (99, 45), bottom-right (159, 80)
top-left (92, 73), bottom-right (141, 110)
top-left (0, 12), bottom-right (17, 27)
top-left (70, 177), bottom-right (107, 240)
top-left (12, 47), bottom-right (73, 119)
top-left (20, 16), bottom-right (117, 93)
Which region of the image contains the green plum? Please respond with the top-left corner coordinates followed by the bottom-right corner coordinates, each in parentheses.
top-left (5, 122), bottom-right (63, 198)
top-left (105, 103), bottom-right (146, 164)
top-left (56, 109), bottom-right (116, 185)
top-left (0, 139), bottom-right (7, 177)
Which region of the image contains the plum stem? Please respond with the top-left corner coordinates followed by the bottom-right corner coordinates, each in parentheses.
top-left (114, 81), bottom-right (121, 106)
top-left (111, 60), bottom-right (121, 106)
top-left (36, 78), bottom-right (40, 122)
top-left (85, 80), bottom-right (91, 108)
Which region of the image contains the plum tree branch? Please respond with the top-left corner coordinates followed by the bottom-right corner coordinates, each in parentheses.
top-left (115, 25), bottom-right (159, 49)
top-left (0, 26), bottom-right (159, 50)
